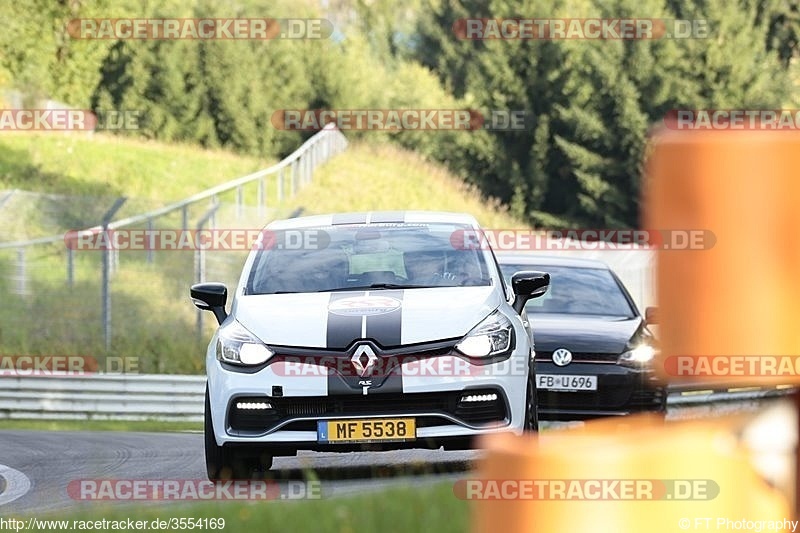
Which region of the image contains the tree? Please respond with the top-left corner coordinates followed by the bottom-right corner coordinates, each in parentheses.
top-left (413, 0), bottom-right (796, 228)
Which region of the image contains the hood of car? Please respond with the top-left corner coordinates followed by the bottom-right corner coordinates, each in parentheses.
top-left (232, 286), bottom-right (502, 349)
top-left (531, 315), bottom-right (642, 355)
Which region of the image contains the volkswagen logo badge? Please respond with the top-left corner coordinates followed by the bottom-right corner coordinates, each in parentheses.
top-left (552, 348), bottom-right (573, 367)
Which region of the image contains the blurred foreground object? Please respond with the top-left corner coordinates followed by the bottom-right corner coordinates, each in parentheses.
top-left (645, 128), bottom-right (800, 387)
top-left (471, 414), bottom-right (790, 533)
top-left (646, 126), bottom-right (800, 515)
top-left (473, 127), bottom-right (800, 531)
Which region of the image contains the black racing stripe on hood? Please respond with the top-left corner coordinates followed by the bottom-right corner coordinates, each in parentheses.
top-left (327, 290), bottom-right (405, 396)
top-left (326, 292), bottom-right (365, 349)
top-left (365, 290), bottom-right (404, 348)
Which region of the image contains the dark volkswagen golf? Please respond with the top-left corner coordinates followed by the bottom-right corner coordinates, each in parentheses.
top-left (497, 254), bottom-right (666, 421)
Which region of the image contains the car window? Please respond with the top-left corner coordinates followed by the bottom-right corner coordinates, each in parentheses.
top-left (500, 264), bottom-right (634, 317)
top-left (248, 224), bottom-right (492, 294)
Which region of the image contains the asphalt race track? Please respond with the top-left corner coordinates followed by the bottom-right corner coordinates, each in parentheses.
top-left (0, 430), bottom-right (474, 515)
top-left (0, 394), bottom-right (786, 516)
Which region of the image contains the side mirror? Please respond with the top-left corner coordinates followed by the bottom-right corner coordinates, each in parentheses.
top-left (645, 306), bottom-right (658, 325)
top-left (190, 282), bottom-right (228, 325)
top-left (511, 271), bottom-right (550, 314)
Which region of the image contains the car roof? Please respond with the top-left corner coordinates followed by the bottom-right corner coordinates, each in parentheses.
top-left (267, 211), bottom-right (480, 229)
top-left (495, 253), bottom-right (611, 269)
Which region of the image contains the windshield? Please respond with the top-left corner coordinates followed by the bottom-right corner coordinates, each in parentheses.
top-left (500, 264), bottom-right (634, 318)
top-left (247, 223), bottom-right (492, 294)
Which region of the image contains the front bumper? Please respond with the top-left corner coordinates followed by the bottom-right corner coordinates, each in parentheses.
top-left (534, 361), bottom-right (666, 421)
top-left (208, 350), bottom-right (529, 450)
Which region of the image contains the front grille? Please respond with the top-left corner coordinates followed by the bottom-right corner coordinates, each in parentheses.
top-left (535, 351), bottom-right (620, 363)
top-left (285, 402), bottom-right (328, 417)
top-left (272, 339), bottom-right (458, 359)
top-left (537, 388), bottom-right (631, 410)
top-left (228, 389), bottom-right (507, 434)
top-left (454, 399), bottom-right (506, 424)
top-left (537, 385), bottom-right (663, 411)
top-left (628, 388), bottom-right (664, 408)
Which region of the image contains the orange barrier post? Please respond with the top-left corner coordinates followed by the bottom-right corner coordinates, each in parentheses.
top-left (473, 127), bottom-right (800, 531)
top-left (646, 129), bottom-right (800, 387)
top-left (471, 415), bottom-right (788, 533)
top-left (647, 128), bottom-right (800, 516)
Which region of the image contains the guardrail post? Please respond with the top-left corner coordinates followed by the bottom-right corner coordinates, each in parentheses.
top-left (146, 218), bottom-right (154, 264)
top-left (258, 179), bottom-right (265, 217)
top-left (14, 248), bottom-right (26, 296)
top-left (182, 205), bottom-right (188, 231)
top-left (236, 186), bottom-right (243, 219)
top-left (67, 247), bottom-right (74, 288)
top-left (112, 247), bottom-right (119, 275)
top-left (277, 169), bottom-right (284, 201)
top-left (311, 145), bottom-right (317, 180)
top-left (102, 232), bottom-right (111, 351)
top-left (195, 203), bottom-right (220, 340)
top-left (291, 160), bottom-right (298, 196)
top-left (101, 198), bottom-right (127, 353)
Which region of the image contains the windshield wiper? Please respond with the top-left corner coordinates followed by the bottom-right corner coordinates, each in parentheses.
top-left (320, 283), bottom-right (438, 292)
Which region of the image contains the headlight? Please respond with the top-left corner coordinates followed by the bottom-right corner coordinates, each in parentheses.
top-left (618, 343), bottom-right (657, 365)
top-left (455, 311), bottom-right (513, 358)
top-left (216, 321), bottom-right (274, 366)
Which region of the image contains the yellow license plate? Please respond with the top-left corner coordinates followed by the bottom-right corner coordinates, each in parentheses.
top-left (317, 418), bottom-right (416, 443)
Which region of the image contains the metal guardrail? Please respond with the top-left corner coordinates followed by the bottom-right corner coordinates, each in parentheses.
top-left (0, 374), bottom-right (206, 422)
top-left (0, 123), bottom-right (346, 250)
top-left (0, 374), bottom-right (793, 423)
top-left (0, 124), bottom-right (348, 349)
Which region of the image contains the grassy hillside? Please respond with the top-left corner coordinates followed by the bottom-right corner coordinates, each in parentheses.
top-left (0, 132), bottom-right (524, 374)
top-left (0, 132), bottom-right (270, 201)
top-left (287, 143), bottom-right (519, 228)
top-left (0, 133), bottom-right (519, 228)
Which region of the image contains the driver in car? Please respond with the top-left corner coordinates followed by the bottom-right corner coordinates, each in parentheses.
top-left (404, 251), bottom-right (455, 286)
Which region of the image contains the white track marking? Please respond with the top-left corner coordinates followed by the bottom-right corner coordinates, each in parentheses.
top-left (0, 464), bottom-right (32, 506)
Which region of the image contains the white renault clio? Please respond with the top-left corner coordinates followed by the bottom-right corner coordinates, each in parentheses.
top-left (191, 211), bottom-right (549, 479)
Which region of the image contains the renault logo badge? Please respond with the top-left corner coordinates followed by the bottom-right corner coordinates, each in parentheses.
top-left (351, 344), bottom-right (378, 377)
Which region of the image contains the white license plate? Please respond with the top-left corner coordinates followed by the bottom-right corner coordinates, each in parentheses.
top-left (537, 374), bottom-right (598, 391)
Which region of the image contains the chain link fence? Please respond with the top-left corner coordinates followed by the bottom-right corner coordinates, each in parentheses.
top-left (0, 126), bottom-right (347, 373)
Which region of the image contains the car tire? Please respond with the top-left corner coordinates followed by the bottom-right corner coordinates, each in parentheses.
top-left (205, 387), bottom-right (273, 480)
top-left (524, 360), bottom-right (539, 432)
